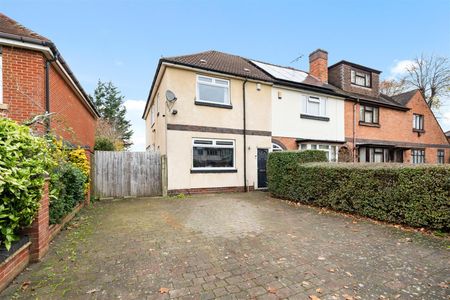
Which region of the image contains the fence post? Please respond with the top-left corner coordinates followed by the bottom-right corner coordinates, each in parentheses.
top-left (27, 180), bottom-right (50, 262)
top-left (161, 154), bottom-right (168, 197)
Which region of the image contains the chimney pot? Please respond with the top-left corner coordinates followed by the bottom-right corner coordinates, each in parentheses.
top-left (309, 49), bottom-right (328, 83)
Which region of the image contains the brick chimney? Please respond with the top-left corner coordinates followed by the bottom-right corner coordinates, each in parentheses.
top-left (309, 49), bottom-right (328, 83)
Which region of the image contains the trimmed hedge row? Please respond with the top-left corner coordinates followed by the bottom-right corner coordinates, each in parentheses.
top-left (268, 153), bottom-right (450, 231)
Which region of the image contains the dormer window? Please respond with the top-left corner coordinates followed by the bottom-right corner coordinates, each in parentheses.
top-left (351, 70), bottom-right (371, 87)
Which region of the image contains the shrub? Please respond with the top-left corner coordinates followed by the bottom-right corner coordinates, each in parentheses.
top-left (94, 137), bottom-right (115, 151)
top-left (0, 118), bottom-right (51, 250)
top-left (49, 162), bottom-right (87, 224)
top-left (267, 150), bottom-right (328, 197)
top-left (268, 161), bottom-right (450, 231)
top-left (67, 148), bottom-right (90, 193)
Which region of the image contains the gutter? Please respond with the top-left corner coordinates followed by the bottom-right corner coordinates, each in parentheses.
top-left (0, 32), bottom-right (100, 118)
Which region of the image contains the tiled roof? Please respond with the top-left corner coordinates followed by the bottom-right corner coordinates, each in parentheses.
top-left (445, 130), bottom-right (450, 137)
top-left (391, 89), bottom-right (419, 106)
top-left (0, 13), bottom-right (49, 41)
top-left (333, 88), bottom-right (409, 109)
top-left (162, 50), bottom-right (273, 82)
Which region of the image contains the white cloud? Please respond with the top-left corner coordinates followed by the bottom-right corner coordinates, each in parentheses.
top-left (123, 99), bottom-right (147, 151)
top-left (388, 59), bottom-right (417, 79)
top-left (124, 99), bottom-right (146, 111)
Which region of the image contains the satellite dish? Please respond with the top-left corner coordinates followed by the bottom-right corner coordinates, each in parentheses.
top-left (166, 90), bottom-right (177, 103)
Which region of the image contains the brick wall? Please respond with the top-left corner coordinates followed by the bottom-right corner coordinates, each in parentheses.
top-left (344, 91), bottom-right (450, 163)
top-left (49, 65), bottom-right (96, 150)
top-left (1, 47), bottom-right (46, 129)
top-left (272, 136), bottom-right (298, 150)
top-left (1, 45), bottom-right (96, 150)
top-left (0, 242), bottom-right (31, 292)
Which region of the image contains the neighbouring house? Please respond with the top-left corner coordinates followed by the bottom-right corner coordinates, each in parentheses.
top-left (0, 13), bottom-right (99, 151)
top-left (446, 130), bottom-right (450, 144)
top-left (143, 49), bottom-right (449, 194)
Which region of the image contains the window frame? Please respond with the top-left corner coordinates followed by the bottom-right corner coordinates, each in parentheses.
top-left (191, 138), bottom-right (236, 171)
top-left (351, 69), bottom-right (371, 88)
top-left (196, 75), bottom-right (230, 106)
top-left (437, 149), bottom-right (445, 164)
top-left (413, 114), bottom-right (424, 131)
top-left (411, 149), bottom-right (425, 164)
top-left (299, 143), bottom-right (337, 162)
top-left (360, 105), bottom-right (379, 124)
top-left (305, 96), bottom-right (326, 117)
top-left (272, 143), bottom-right (284, 152)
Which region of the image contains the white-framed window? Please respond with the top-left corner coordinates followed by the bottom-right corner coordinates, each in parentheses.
top-left (0, 47), bottom-right (3, 104)
top-left (196, 75), bottom-right (230, 105)
top-left (411, 149), bottom-right (425, 164)
top-left (413, 114), bottom-right (424, 131)
top-left (437, 149), bottom-right (445, 164)
top-left (272, 143), bottom-right (283, 152)
top-left (306, 96), bottom-right (326, 117)
top-left (150, 104), bottom-right (156, 126)
top-left (192, 138), bottom-right (235, 170)
top-left (351, 70), bottom-right (371, 87)
top-left (299, 143), bottom-right (337, 162)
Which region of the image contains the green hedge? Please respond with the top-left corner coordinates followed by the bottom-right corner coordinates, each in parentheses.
top-left (267, 150), bottom-right (328, 196)
top-left (49, 162), bottom-right (87, 224)
top-left (268, 159), bottom-right (450, 231)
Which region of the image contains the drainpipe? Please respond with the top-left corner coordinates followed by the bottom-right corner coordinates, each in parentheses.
top-left (44, 55), bottom-right (58, 133)
top-left (353, 98), bottom-right (360, 162)
top-left (243, 79), bottom-right (248, 192)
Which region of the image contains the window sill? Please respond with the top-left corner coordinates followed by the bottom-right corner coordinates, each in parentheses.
top-left (359, 121), bottom-right (380, 127)
top-left (300, 114), bottom-right (330, 122)
top-left (190, 169), bottom-right (237, 174)
top-left (195, 101), bottom-right (232, 109)
top-left (413, 129), bottom-right (425, 133)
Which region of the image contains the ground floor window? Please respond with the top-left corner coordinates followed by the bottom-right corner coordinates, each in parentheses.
top-left (437, 149), bottom-right (445, 164)
top-left (192, 138), bottom-right (235, 170)
top-left (272, 142), bottom-right (284, 152)
top-left (358, 147), bottom-right (389, 163)
top-left (299, 143), bottom-right (337, 162)
top-left (411, 149), bottom-right (425, 164)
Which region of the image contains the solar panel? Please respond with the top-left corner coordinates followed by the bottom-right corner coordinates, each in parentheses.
top-left (251, 60), bottom-right (308, 83)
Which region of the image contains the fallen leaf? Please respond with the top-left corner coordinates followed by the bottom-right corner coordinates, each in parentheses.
top-left (21, 281), bottom-right (31, 291)
top-left (343, 294), bottom-right (354, 300)
top-left (328, 268), bottom-right (336, 273)
top-left (267, 287), bottom-right (277, 294)
top-left (318, 256), bottom-right (326, 260)
top-left (159, 287), bottom-right (169, 294)
top-left (345, 271), bottom-right (353, 277)
top-left (438, 282), bottom-right (448, 288)
top-left (309, 295), bottom-right (321, 300)
top-left (316, 288), bottom-right (322, 293)
top-left (86, 288), bottom-right (100, 294)
top-left (394, 294), bottom-right (401, 299)
top-left (302, 281), bottom-right (310, 286)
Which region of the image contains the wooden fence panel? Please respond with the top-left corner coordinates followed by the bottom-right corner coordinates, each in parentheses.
top-left (93, 151), bottom-right (162, 198)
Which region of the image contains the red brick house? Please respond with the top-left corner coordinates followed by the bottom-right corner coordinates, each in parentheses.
top-left (0, 13), bottom-right (99, 150)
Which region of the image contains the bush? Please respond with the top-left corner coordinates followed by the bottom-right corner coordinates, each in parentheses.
top-left (0, 118), bottom-right (51, 250)
top-left (49, 162), bottom-right (86, 224)
top-left (267, 150), bottom-right (328, 197)
top-left (94, 137), bottom-right (115, 151)
top-left (67, 148), bottom-right (90, 193)
top-left (268, 161), bottom-right (450, 231)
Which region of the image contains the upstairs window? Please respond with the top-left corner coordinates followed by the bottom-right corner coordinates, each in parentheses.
top-left (411, 149), bottom-right (425, 164)
top-left (360, 105), bottom-right (379, 124)
top-left (192, 139), bottom-right (235, 170)
top-left (306, 96), bottom-right (326, 117)
top-left (413, 114), bottom-right (424, 131)
top-left (437, 149), bottom-right (445, 164)
top-left (351, 70), bottom-right (371, 87)
top-left (196, 75), bottom-right (230, 105)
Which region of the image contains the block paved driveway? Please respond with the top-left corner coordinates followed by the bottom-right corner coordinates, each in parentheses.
top-left (2, 192), bottom-right (449, 299)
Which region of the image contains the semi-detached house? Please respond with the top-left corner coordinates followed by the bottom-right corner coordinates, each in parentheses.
top-left (143, 49), bottom-right (449, 194)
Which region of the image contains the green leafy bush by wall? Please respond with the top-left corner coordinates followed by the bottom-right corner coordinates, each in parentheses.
top-left (94, 137), bottom-right (115, 151)
top-left (267, 150), bottom-right (328, 197)
top-left (49, 162), bottom-right (87, 224)
top-left (0, 118), bottom-right (51, 250)
top-left (268, 159), bottom-right (450, 231)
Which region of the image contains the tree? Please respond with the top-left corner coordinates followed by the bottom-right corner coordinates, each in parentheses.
top-left (405, 54), bottom-right (450, 108)
top-left (379, 78), bottom-right (408, 96)
top-left (90, 80), bottom-right (133, 149)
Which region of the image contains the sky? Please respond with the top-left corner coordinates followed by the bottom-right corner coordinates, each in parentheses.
top-left (3, 0), bottom-right (450, 150)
